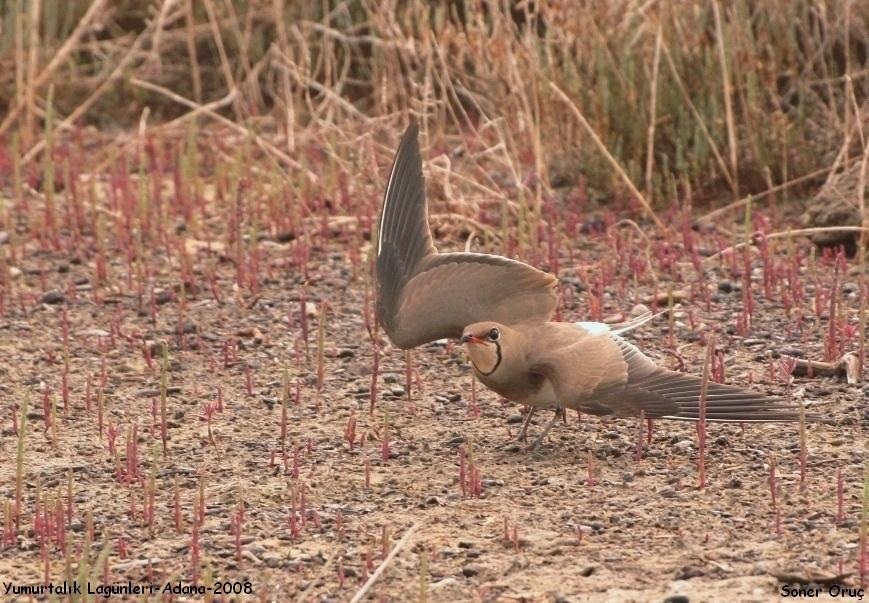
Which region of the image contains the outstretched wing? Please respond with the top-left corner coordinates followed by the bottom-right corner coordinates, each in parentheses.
top-left (532, 324), bottom-right (802, 422)
top-left (375, 123), bottom-right (558, 349)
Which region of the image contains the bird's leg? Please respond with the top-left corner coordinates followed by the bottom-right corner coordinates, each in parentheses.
top-left (528, 405), bottom-right (565, 451)
top-left (516, 406), bottom-right (536, 443)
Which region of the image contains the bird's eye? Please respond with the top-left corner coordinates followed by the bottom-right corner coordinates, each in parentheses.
top-left (487, 328), bottom-right (500, 341)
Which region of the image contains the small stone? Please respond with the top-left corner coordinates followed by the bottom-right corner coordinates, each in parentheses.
top-left (390, 386), bottom-right (405, 397)
top-left (717, 280), bottom-right (736, 293)
top-left (179, 321), bottom-right (198, 334)
top-left (262, 553), bottom-right (282, 568)
top-left (742, 338), bottom-right (766, 347)
top-left (155, 289), bottom-right (174, 305)
top-left (664, 596), bottom-right (690, 603)
top-left (631, 304), bottom-right (650, 317)
top-left (506, 414), bottom-right (524, 424)
top-left (560, 276), bottom-right (586, 292)
top-left (41, 290), bottom-right (65, 304)
top-left (461, 565), bottom-right (480, 577)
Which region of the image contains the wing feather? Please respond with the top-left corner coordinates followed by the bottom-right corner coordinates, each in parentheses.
top-left (532, 325), bottom-right (802, 422)
top-left (375, 123), bottom-right (557, 349)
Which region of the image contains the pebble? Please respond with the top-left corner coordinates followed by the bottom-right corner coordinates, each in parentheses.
top-left (40, 290), bottom-right (65, 304)
top-left (560, 276), bottom-right (586, 292)
top-left (178, 321), bottom-right (198, 334)
top-left (742, 338), bottom-right (766, 347)
top-left (630, 303), bottom-right (650, 317)
top-left (155, 289), bottom-right (174, 305)
top-left (506, 414), bottom-right (524, 424)
top-left (461, 565), bottom-right (480, 577)
top-left (717, 280), bottom-right (737, 293)
top-left (262, 553), bottom-right (282, 568)
top-left (664, 596), bottom-right (690, 603)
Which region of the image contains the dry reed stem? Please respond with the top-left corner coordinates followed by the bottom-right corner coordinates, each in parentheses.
top-left (349, 521), bottom-right (421, 603)
top-left (659, 42), bottom-right (736, 193)
top-left (695, 226), bottom-right (869, 267)
top-left (712, 0), bottom-right (739, 198)
top-left (272, 47), bottom-right (368, 121)
top-left (129, 77), bottom-right (316, 182)
top-left (20, 7), bottom-right (185, 165)
top-left (549, 81), bottom-right (663, 229)
top-left (701, 156), bottom-right (864, 222)
top-left (202, 0), bottom-right (244, 122)
top-left (147, 0), bottom-right (179, 72)
top-left (1, 0), bottom-right (111, 138)
top-left (13, 1), bottom-right (25, 141)
top-left (272, 0), bottom-right (296, 152)
top-left (24, 0), bottom-right (42, 150)
top-left (823, 113), bottom-right (867, 191)
top-left (645, 23), bottom-right (663, 204)
top-left (184, 0), bottom-right (203, 103)
top-left (857, 131), bottom-right (868, 380)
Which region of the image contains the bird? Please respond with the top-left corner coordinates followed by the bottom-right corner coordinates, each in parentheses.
top-left (374, 122), bottom-right (805, 450)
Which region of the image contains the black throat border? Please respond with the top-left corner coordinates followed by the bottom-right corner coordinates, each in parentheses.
top-left (471, 341), bottom-right (502, 376)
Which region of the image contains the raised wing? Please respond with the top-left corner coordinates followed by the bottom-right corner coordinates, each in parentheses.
top-left (375, 123), bottom-right (558, 349)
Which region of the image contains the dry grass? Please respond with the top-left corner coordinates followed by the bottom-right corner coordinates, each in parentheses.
top-left (1, 1), bottom-right (866, 208)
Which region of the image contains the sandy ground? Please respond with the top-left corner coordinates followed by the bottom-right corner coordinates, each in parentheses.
top-left (0, 201), bottom-right (866, 602)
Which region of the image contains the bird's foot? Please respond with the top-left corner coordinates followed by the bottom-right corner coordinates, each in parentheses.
top-left (515, 406), bottom-right (536, 443)
top-left (526, 406), bottom-right (565, 452)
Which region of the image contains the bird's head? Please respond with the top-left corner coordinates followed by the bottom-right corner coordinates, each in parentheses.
top-left (461, 322), bottom-right (511, 377)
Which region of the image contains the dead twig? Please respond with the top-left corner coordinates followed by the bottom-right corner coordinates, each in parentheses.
top-left (349, 522), bottom-right (421, 603)
top-left (781, 352), bottom-right (862, 384)
top-left (129, 77), bottom-right (317, 183)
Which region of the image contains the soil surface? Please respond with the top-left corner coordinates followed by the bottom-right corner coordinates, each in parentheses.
top-left (0, 160), bottom-right (866, 603)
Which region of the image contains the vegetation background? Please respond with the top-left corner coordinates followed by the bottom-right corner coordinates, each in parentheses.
top-left (1, 0), bottom-right (866, 212)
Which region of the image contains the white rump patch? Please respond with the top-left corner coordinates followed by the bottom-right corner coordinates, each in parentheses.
top-left (576, 322), bottom-right (611, 335)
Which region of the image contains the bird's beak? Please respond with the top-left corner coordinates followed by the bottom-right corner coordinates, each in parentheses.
top-left (460, 334), bottom-right (483, 345)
